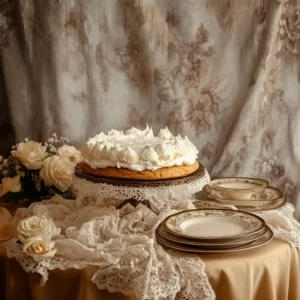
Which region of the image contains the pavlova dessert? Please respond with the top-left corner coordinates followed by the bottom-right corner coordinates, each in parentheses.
top-left (80, 126), bottom-right (199, 180)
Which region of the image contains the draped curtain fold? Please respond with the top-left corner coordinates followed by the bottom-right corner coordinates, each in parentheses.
top-left (1, 0), bottom-right (300, 217)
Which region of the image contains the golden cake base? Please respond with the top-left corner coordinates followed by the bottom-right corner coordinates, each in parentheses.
top-left (80, 161), bottom-right (200, 181)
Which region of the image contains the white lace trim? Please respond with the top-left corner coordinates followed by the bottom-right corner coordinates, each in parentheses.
top-left (73, 169), bottom-right (210, 202)
top-left (255, 203), bottom-right (300, 248)
top-left (4, 195), bottom-right (215, 300)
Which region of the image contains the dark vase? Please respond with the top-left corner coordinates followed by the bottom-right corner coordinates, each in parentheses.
top-left (22, 170), bottom-right (54, 202)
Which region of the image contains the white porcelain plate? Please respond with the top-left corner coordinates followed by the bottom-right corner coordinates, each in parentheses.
top-left (164, 209), bottom-right (265, 240)
top-left (156, 222), bottom-right (267, 249)
top-left (156, 226), bottom-right (273, 253)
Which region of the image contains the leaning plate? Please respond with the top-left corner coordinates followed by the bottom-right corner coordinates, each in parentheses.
top-left (164, 209), bottom-right (265, 240)
top-left (213, 187), bottom-right (287, 211)
top-left (204, 177), bottom-right (269, 200)
top-left (156, 222), bottom-right (267, 249)
top-left (156, 226), bottom-right (273, 253)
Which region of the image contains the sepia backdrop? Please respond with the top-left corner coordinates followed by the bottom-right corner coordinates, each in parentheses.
top-left (1, 0), bottom-right (300, 217)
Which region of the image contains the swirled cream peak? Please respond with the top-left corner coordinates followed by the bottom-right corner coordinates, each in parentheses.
top-left (82, 126), bottom-right (198, 171)
top-left (126, 127), bottom-right (142, 136)
top-left (140, 145), bottom-right (159, 163)
top-left (125, 125), bottom-right (154, 138)
top-left (91, 144), bottom-right (103, 159)
top-left (184, 135), bottom-right (198, 152)
top-left (119, 147), bottom-right (139, 163)
top-left (110, 145), bottom-right (124, 161)
top-left (158, 127), bottom-right (173, 139)
top-left (108, 129), bottom-right (123, 137)
top-left (173, 137), bottom-right (187, 156)
top-left (142, 124), bottom-right (154, 138)
top-left (96, 131), bottom-right (106, 140)
top-left (155, 142), bottom-right (174, 160)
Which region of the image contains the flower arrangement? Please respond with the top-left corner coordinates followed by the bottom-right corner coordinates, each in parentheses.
top-left (0, 134), bottom-right (82, 204)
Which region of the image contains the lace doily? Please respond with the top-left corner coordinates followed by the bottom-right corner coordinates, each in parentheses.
top-left (4, 195), bottom-right (215, 300)
top-left (73, 168), bottom-right (210, 201)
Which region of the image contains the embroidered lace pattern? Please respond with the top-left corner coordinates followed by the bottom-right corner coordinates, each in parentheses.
top-left (5, 195), bottom-right (300, 299)
top-left (255, 203), bottom-right (300, 248)
top-left (4, 195), bottom-right (215, 300)
top-left (72, 169), bottom-right (210, 202)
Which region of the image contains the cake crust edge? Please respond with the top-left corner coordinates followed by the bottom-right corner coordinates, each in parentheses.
top-left (80, 161), bottom-right (200, 180)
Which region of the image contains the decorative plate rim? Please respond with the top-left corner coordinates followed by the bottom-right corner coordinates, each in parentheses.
top-left (208, 186), bottom-right (284, 202)
top-left (156, 226), bottom-right (273, 254)
top-left (205, 177), bottom-right (269, 192)
top-left (156, 222), bottom-right (267, 248)
top-left (212, 195), bottom-right (287, 212)
top-left (164, 208), bottom-right (265, 240)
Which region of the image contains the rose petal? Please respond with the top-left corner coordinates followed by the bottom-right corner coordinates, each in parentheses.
top-left (0, 207), bottom-right (13, 226)
top-left (0, 224), bottom-right (15, 241)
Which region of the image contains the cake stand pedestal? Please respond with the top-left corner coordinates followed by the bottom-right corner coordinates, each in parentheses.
top-left (73, 164), bottom-right (210, 203)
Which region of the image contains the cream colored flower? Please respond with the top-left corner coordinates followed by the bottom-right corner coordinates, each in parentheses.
top-left (40, 156), bottom-right (75, 192)
top-left (57, 145), bottom-right (83, 164)
top-left (23, 235), bottom-right (57, 261)
top-left (17, 215), bottom-right (61, 243)
top-left (0, 175), bottom-right (22, 197)
top-left (11, 141), bottom-right (47, 170)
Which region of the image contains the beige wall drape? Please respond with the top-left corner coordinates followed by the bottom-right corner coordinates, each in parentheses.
top-left (1, 0), bottom-right (300, 217)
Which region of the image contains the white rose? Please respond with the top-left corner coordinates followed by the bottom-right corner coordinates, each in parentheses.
top-left (57, 145), bottom-right (83, 164)
top-left (40, 156), bottom-right (75, 192)
top-left (17, 215), bottom-right (61, 243)
top-left (23, 235), bottom-right (57, 261)
top-left (11, 141), bottom-right (47, 170)
top-left (0, 175), bottom-right (22, 197)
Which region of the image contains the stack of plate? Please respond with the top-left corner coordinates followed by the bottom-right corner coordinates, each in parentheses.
top-left (203, 177), bottom-right (286, 211)
top-left (156, 209), bottom-right (273, 253)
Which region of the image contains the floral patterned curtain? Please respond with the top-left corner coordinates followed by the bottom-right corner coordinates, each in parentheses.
top-left (1, 0), bottom-right (300, 218)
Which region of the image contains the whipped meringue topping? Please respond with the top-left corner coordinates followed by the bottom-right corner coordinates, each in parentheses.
top-left (82, 126), bottom-right (198, 171)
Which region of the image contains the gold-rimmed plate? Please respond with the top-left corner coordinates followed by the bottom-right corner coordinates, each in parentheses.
top-left (212, 187), bottom-right (287, 211)
top-left (204, 177), bottom-right (269, 200)
top-left (164, 209), bottom-right (265, 241)
top-left (156, 222), bottom-right (267, 249)
top-left (156, 226), bottom-right (273, 253)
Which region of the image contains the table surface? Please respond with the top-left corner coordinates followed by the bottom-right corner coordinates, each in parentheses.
top-left (1, 237), bottom-right (300, 300)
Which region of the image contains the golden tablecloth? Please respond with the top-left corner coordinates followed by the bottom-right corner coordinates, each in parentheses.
top-left (1, 238), bottom-right (299, 300)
